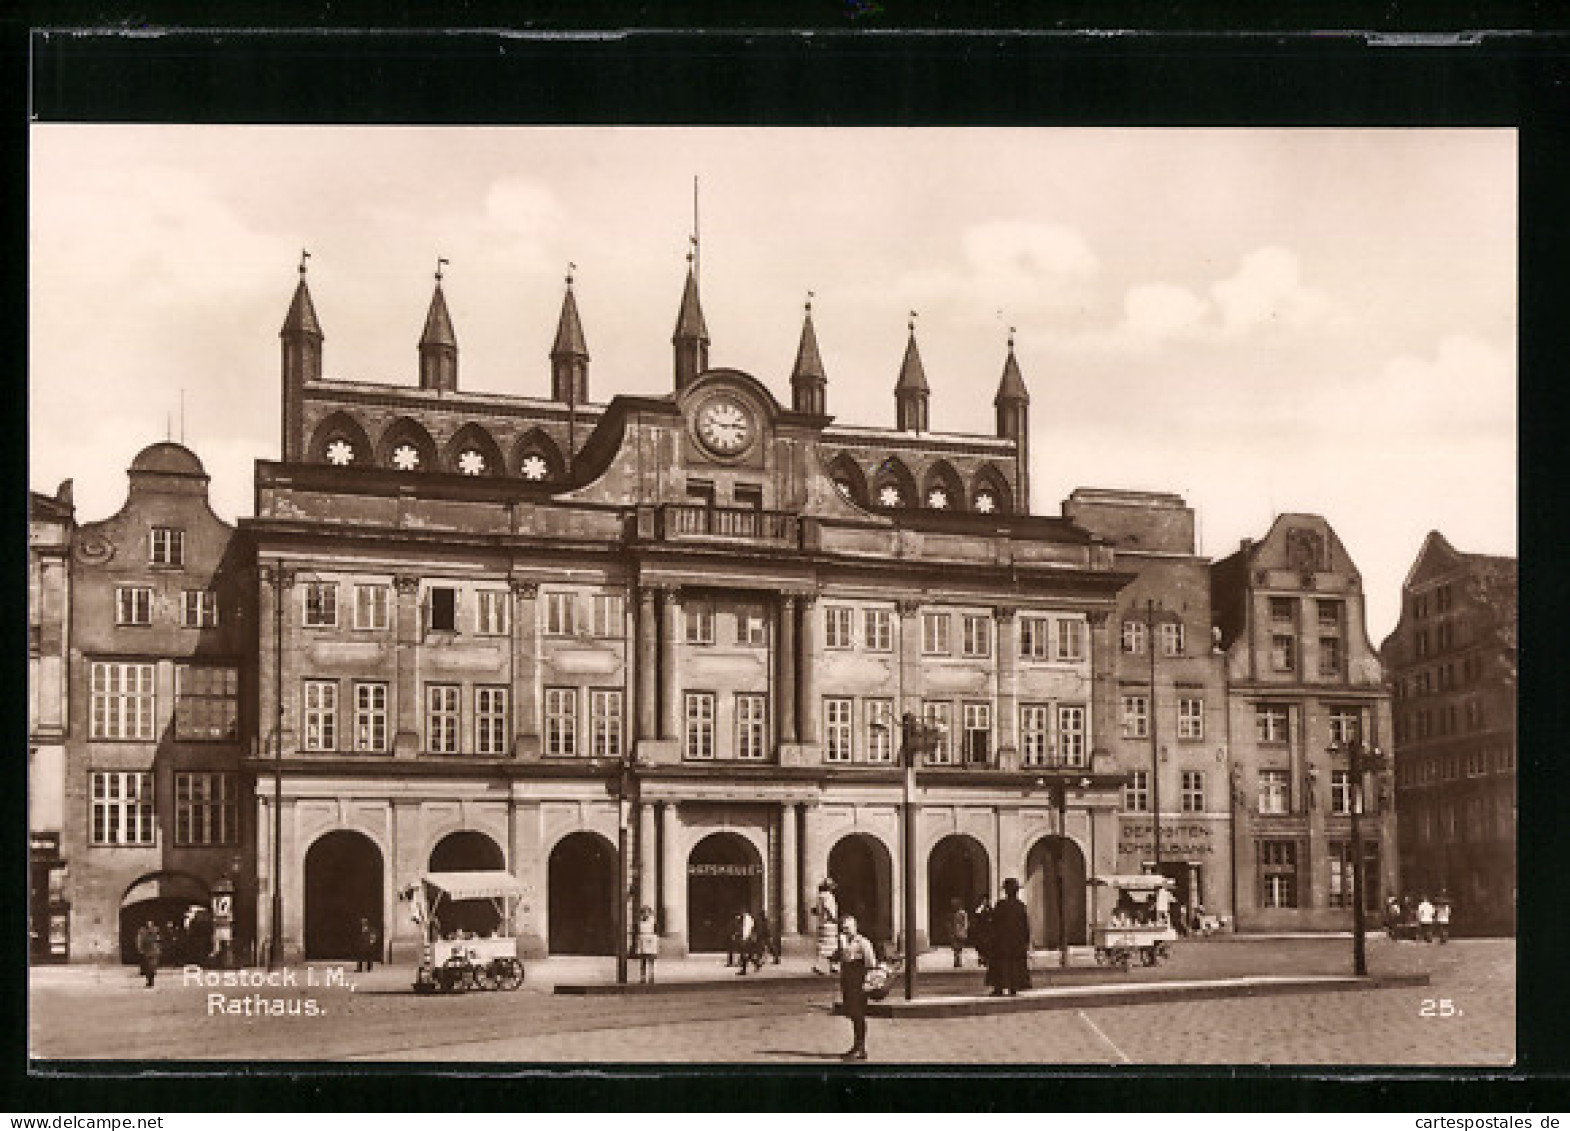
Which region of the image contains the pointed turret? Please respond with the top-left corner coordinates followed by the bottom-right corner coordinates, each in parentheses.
top-left (551, 271), bottom-right (590, 404)
top-left (894, 320), bottom-right (929, 432)
top-left (994, 332), bottom-right (1030, 514)
top-left (672, 257), bottom-right (710, 391)
top-left (419, 265), bottom-right (458, 393)
top-left (790, 298), bottom-right (827, 415)
top-left (280, 253), bottom-right (324, 462)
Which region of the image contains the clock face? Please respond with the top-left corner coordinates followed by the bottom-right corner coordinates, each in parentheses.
top-left (696, 398), bottom-right (754, 456)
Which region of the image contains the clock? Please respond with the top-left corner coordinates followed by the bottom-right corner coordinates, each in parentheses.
top-left (695, 397), bottom-right (754, 457)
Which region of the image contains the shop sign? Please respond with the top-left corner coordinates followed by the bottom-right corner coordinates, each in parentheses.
top-left (688, 863), bottom-right (763, 877)
top-left (1118, 820), bottom-right (1216, 857)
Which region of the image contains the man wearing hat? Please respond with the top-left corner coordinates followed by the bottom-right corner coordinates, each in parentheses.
top-left (987, 878), bottom-right (1032, 996)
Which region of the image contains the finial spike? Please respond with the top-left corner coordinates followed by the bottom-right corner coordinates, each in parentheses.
top-left (566, 261), bottom-right (576, 287)
top-left (435, 256), bottom-right (449, 282)
top-left (298, 249), bottom-right (310, 277)
top-left (806, 290), bottom-right (814, 313)
top-left (908, 309), bottom-right (918, 333)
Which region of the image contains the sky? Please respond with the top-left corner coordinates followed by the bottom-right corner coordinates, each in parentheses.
top-left (29, 126), bottom-right (1517, 643)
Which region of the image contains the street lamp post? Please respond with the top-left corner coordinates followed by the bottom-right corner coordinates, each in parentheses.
top-left (900, 713), bottom-right (939, 1002)
top-left (1330, 736), bottom-right (1384, 977)
top-left (268, 565), bottom-right (293, 971)
top-left (1145, 600), bottom-right (1163, 874)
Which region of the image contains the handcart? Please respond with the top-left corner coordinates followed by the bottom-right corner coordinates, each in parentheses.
top-left (406, 871), bottom-right (528, 994)
top-left (1089, 874), bottom-right (1180, 972)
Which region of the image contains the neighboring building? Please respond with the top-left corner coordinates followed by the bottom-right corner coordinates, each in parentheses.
top-left (244, 263), bottom-right (1135, 963)
top-left (1211, 517), bottom-right (1397, 931)
top-left (1383, 533), bottom-right (1516, 935)
top-left (1061, 488), bottom-right (1233, 928)
top-left (29, 482), bottom-right (75, 962)
top-left (61, 443), bottom-right (256, 962)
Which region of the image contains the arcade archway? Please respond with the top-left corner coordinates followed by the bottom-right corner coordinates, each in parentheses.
top-left (828, 834), bottom-right (893, 947)
top-left (548, 832), bottom-right (617, 955)
top-left (429, 830), bottom-right (506, 936)
top-left (119, 872), bottom-right (211, 965)
top-left (304, 830), bottom-right (383, 960)
top-left (687, 833), bottom-right (764, 953)
top-left (928, 834), bottom-right (990, 947)
top-left (1025, 835), bottom-right (1088, 949)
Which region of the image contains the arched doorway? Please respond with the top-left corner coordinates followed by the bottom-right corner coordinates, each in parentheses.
top-left (548, 832), bottom-right (617, 955)
top-left (687, 833), bottom-right (764, 953)
top-left (429, 830), bottom-right (507, 936)
top-left (828, 834), bottom-right (893, 948)
top-left (928, 835), bottom-right (990, 947)
top-left (119, 872), bottom-right (211, 965)
top-left (304, 830), bottom-right (383, 960)
top-left (1025, 836), bottom-right (1088, 949)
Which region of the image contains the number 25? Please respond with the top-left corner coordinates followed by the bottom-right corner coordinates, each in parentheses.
top-left (1420, 998), bottom-right (1457, 1017)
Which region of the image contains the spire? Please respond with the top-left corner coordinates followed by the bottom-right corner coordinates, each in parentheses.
top-left (993, 329), bottom-right (1030, 515)
top-left (790, 293), bottom-right (827, 415)
top-left (994, 329), bottom-right (1029, 406)
top-left (894, 313), bottom-right (929, 431)
top-left (672, 245), bottom-right (710, 391)
top-left (419, 258), bottom-right (458, 392)
top-left (551, 265), bottom-right (589, 404)
top-left (281, 278), bottom-right (323, 341)
top-left (280, 250), bottom-right (322, 462)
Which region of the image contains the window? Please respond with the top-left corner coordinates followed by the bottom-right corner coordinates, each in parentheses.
top-left (476, 687), bottom-right (509, 756)
top-left (174, 664), bottom-right (238, 741)
top-left (1319, 636), bottom-right (1342, 676)
top-left (864, 609), bottom-right (893, 652)
top-left (1020, 616), bottom-right (1051, 660)
top-left (1270, 634), bottom-right (1296, 672)
top-left (545, 688), bottom-right (578, 757)
top-left (825, 697), bottom-right (854, 762)
top-left (175, 772), bottom-right (237, 846)
top-left (427, 586), bottom-right (458, 632)
top-left (1260, 840), bottom-right (1298, 908)
top-left (1330, 769), bottom-right (1353, 815)
top-left (684, 692), bottom-right (715, 759)
top-left (590, 690), bottom-right (623, 758)
top-left (90, 662), bottom-right (155, 739)
top-left (304, 582), bottom-right (338, 627)
top-left (962, 615), bottom-right (992, 658)
top-left (116, 586), bottom-right (153, 626)
top-left (1416, 629), bottom-right (1430, 658)
top-left (1121, 619), bottom-right (1146, 654)
top-left (353, 683), bottom-right (388, 753)
top-left (1437, 583), bottom-right (1453, 612)
top-left (737, 608), bottom-right (768, 647)
top-left (685, 603), bottom-right (715, 645)
top-left (90, 771), bottom-right (156, 846)
top-left (1257, 770), bottom-right (1290, 815)
top-left (1124, 769), bottom-right (1150, 812)
top-left (1270, 597), bottom-right (1295, 623)
top-left (181, 590), bottom-right (219, 628)
top-left (736, 694), bottom-right (768, 760)
top-left (353, 584), bottom-right (389, 630)
top-left (1177, 697), bottom-right (1204, 741)
top-left (150, 526), bottom-right (184, 566)
top-left (1056, 619), bottom-right (1087, 662)
top-left (1021, 704), bottom-right (1052, 766)
top-left (591, 593), bottom-right (624, 638)
top-left (1120, 695), bottom-right (1149, 739)
top-left (1180, 770), bottom-right (1205, 812)
top-left (545, 592), bottom-right (577, 636)
top-left (1159, 621), bottom-right (1185, 657)
top-left (476, 590), bottom-right (509, 636)
top-left (1328, 708), bottom-right (1360, 746)
top-left (1256, 705), bottom-right (1290, 744)
top-left (303, 680), bottom-right (338, 751)
top-left (962, 702), bottom-right (992, 765)
top-left (922, 701), bottom-right (953, 764)
top-left (825, 606), bottom-right (855, 649)
top-left (426, 685), bottom-right (460, 754)
top-left (865, 698), bottom-right (894, 763)
top-left (922, 612), bottom-right (951, 655)
top-left (1317, 599), bottom-right (1343, 629)
top-left (1057, 704), bottom-right (1087, 766)
top-left (1327, 843), bottom-right (1352, 908)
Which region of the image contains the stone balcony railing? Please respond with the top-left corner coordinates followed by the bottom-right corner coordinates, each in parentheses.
top-left (658, 503), bottom-right (797, 544)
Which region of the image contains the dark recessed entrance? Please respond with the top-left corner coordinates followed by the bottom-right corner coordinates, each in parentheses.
top-left (828, 834), bottom-right (893, 948)
top-left (927, 834), bottom-right (990, 947)
top-left (1025, 836), bottom-right (1087, 949)
top-left (548, 832), bottom-right (617, 955)
top-left (304, 830), bottom-right (383, 960)
top-left (429, 830), bottom-right (506, 936)
top-left (119, 872), bottom-right (211, 965)
top-left (686, 833), bottom-right (763, 953)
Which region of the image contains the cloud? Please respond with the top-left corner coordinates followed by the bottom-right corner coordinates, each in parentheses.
top-left (1123, 282), bottom-right (1209, 338)
top-left (1210, 245), bottom-right (1335, 337)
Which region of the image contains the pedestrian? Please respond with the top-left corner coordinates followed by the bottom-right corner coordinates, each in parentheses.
top-left (987, 878), bottom-right (1032, 997)
top-left (754, 908), bottom-right (780, 965)
top-left (725, 911), bottom-right (742, 967)
top-left (1416, 894), bottom-right (1436, 944)
top-left (1191, 901), bottom-right (1207, 936)
top-left (971, 895), bottom-right (994, 971)
top-left (634, 905), bottom-right (659, 984)
top-left (1435, 894), bottom-right (1452, 944)
top-left (834, 914), bottom-right (879, 1061)
top-left (948, 898), bottom-right (969, 968)
top-left (1384, 896), bottom-right (1402, 938)
top-left (735, 906), bottom-right (758, 975)
top-left (813, 878), bottom-right (840, 975)
top-left (135, 919), bottom-right (162, 988)
top-left (355, 916), bottom-right (380, 973)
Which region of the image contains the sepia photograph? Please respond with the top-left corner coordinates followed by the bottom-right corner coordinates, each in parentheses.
top-left (27, 124), bottom-right (1516, 1068)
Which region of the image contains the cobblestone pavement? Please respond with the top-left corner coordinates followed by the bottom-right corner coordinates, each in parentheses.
top-left (30, 936), bottom-right (1512, 1066)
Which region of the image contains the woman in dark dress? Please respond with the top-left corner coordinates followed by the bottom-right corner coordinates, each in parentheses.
top-left (988, 879), bottom-right (1032, 996)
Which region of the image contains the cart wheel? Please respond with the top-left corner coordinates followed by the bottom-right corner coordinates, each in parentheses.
top-left (1116, 951), bottom-right (1131, 973)
top-left (1094, 949), bottom-right (1107, 966)
top-left (441, 956), bottom-right (470, 993)
top-left (473, 962), bottom-right (499, 991)
top-left (495, 958), bottom-right (524, 991)
top-left (1141, 946), bottom-right (1158, 967)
